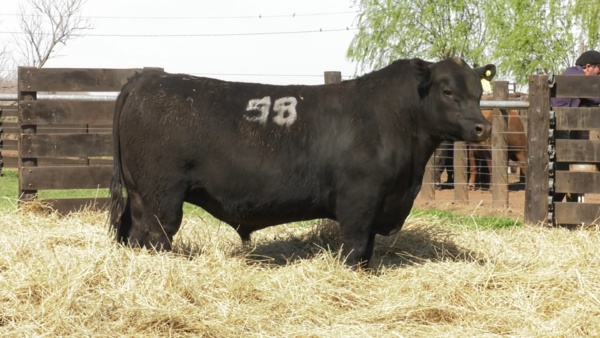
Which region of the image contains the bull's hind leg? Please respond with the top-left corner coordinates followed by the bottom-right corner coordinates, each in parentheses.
top-left (124, 189), bottom-right (185, 251)
top-left (116, 198), bottom-right (133, 244)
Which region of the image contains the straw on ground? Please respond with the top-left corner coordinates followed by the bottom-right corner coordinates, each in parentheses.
top-left (0, 209), bottom-right (599, 337)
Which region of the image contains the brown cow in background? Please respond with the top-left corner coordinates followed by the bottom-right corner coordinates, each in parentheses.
top-left (468, 109), bottom-right (527, 189)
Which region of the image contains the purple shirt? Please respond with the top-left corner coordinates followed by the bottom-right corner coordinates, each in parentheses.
top-left (551, 65), bottom-right (600, 107)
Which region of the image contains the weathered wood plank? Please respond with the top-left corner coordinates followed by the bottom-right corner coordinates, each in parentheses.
top-left (0, 116), bottom-right (18, 123)
top-left (453, 141), bottom-right (468, 204)
top-left (1, 122), bottom-right (18, 134)
top-left (20, 101), bottom-right (115, 125)
top-left (555, 171), bottom-right (600, 194)
top-left (41, 197), bottom-right (111, 215)
top-left (18, 67), bottom-right (143, 92)
top-left (555, 139), bottom-right (600, 163)
top-left (0, 107), bottom-right (19, 117)
top-left (88, 125), bottom-right (112, 133)
top-left (5, 125), bottom-right (101, 134)
top-left (1, 133), bottom-right (19, 141)
top-left (6, 157), bottom-right (110, 167)
top-left (1, 140), bottom-right (18, 149)
top-left (324, 71), bottom-right (342, 84)
top-left (492, 81), bottom-right (509, 208)
top-left (0, 150), bottom-right (18, 157)
top-left (21, 133), bottom-right (112, 158)
top-left (37, 158), bottom-right (111, 167)
top-left (554, 75), bottom-right (600, 99)
top-left (554, 202), bottom-right (600, 225)
top-left (37, 125), bottom-right (91, 134)
top-left (18, 89), bottom-right (37, 201)
top-left (555, 107), bottom-right (600, 131)
top-left (1, 156), bottom-right (18, 168)
top-left (20, 165), bottom-right (112, 190)
top-left (525, 75), bottom-right (550, 224)
top-left (89, 158), bottom-right (113, 165)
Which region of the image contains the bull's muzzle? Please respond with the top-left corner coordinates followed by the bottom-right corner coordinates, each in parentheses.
top-left (474, 123), bottom-right (492, 141)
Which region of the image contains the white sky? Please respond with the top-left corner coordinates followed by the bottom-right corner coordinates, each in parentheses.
top-left (0, 0), bottom-right (360, 85)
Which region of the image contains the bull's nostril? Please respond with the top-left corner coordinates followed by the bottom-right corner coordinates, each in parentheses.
top-left (475, 124), bottom-right (484, 135)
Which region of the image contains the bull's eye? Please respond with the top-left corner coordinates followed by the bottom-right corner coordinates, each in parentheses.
top-left (443, 90), bottom-right (453, 97)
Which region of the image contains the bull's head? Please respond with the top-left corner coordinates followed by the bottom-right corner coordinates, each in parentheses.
top-left (412, 57), bottom-right (495, 143)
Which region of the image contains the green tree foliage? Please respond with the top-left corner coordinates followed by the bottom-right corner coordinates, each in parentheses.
top-left (347, 0), bottom-right (488, 74)
top-left (487, 0), bottom-right (576, 83)
top-left (574, 0), bottom-right (600, 50)
top-left (348, 0), bottom-right (593, 84)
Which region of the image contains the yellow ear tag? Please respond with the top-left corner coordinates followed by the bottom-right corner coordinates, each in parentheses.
top-left (481, 78), bottom-right (491, 92)
top-left (485, 70), bottom-right (492, 77)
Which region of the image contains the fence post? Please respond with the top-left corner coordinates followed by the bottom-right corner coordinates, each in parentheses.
top-left (18, 67), bottom-right (38, 202)
top-left (0, 106), bottom-right (3, 177)
top-left (492, 81), bottom-right (509, 208)
top-left (421, 155), bottom-right (436, 201)
top-left (525, 75), bottom-right (550, 224)
top-left (324, 71), bottom-right (342, 85)
top-left (454, 141), bottom-right (468, 204)
top-left (520, 94), bottom-right (529, 138)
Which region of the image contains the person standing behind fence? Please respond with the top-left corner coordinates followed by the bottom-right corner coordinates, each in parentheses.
top-left (551, 50), bottom-right (600, 203)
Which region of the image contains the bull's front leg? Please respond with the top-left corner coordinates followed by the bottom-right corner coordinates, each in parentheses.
top-left (340, 229), bottom-right (376, 269)
top-left (335, 185), bottom-right (382, 268)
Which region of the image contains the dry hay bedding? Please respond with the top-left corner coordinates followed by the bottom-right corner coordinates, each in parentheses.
top-left (0, 208), bottom-right (599, 337)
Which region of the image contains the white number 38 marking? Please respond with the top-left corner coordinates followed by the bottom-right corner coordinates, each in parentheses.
top-left (245, 96), bottom-right (298, 127)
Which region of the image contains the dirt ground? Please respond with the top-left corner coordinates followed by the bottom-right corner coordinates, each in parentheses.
top-left (415, 187), bottom-right (527, 220)
top-left (415, 170), bottom-right (600, 221)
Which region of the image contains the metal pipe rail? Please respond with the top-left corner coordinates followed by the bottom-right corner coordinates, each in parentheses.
top-left (479, 100), bottom-right (529, 109)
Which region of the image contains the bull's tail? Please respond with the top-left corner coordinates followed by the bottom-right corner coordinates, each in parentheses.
top-left (109, 75), bottom-right (138, 241)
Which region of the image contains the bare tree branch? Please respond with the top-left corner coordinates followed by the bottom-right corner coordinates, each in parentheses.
top-left (0, 44), bottom-right (14, 89)
top-left (14, 0), bottom-right (93, 68)
top-left (0, 17), bottom-right (16, 88)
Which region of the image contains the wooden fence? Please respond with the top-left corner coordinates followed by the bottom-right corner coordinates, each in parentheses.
top-left (0, 67), bottom-right (339, 214)
top-left (5, 69), bottom-right (521, 213)
top-left (1, 102), bottom-right (116, 170)
top-left (0, 104), bottom-right (19, 172)
top-left (10, 67), bottom-right (594, 225)
top-left (13, 66), bottom-right (163, 214)
top-left (526, 74), bottom-right (600, 225)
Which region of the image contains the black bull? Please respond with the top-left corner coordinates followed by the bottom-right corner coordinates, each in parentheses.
top-left (109, 58), bottom-right (495, 267)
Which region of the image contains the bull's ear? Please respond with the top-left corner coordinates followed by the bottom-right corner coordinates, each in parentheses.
top-left (474, 64), bottom-right (496, 81)
top-left (410, 58), bottom-right (433, 90)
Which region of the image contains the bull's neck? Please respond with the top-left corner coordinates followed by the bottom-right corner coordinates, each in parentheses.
top-left (418, 133), bottom-right (442, 163)
top-left (414, 96), bottom-right (444, 170)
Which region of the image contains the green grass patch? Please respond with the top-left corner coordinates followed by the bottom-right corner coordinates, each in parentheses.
top-left (182, 203), bottom-right (211, 217)
top-left (0, 170), bottom-right (19, 211)
top-left (0, 171), bottom-right (212, 217)
top-left (1, 170), bottom-right (522, 230)
top-left (410, 208), bottom-right (523, 230)
top-left (38, 189), bottom-right (110, 199)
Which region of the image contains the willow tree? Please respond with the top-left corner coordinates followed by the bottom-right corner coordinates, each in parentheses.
top-left (347, 0), bottom-right (490, 74)
top-left (574, 0), bottom-right (600, 51)
top-left (486, 0), bottom-right (577, 83)
top-left (348, 0), bottom-right (591, 84)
